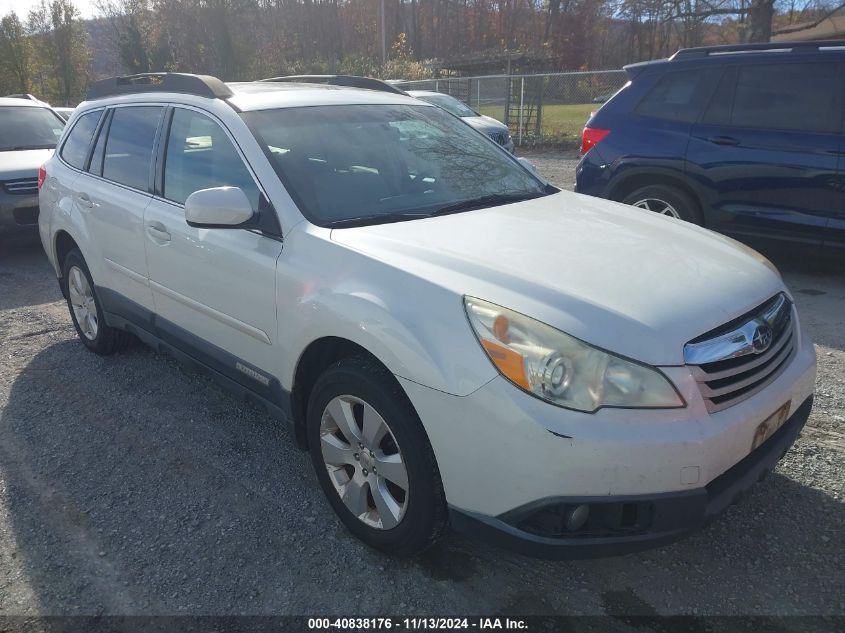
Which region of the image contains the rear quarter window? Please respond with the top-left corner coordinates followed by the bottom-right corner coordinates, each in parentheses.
top-left (60, 110), bottom-right (102, 169)
top-left (635, 69), bottom-right (719, 123)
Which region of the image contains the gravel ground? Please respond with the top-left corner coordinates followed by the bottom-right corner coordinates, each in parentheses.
top-left (0, 154), bottom-right (843, 618)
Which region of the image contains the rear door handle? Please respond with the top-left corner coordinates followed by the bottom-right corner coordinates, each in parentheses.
top-left (707, 135), bottom-right (740, 146)
top-left (75, 192), bottom-right (93, 209)
top-left (146, 221), bottom-right (171, 243)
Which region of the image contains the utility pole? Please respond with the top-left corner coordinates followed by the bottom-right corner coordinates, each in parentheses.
top-left (380, 0), bottom-right (387, 64)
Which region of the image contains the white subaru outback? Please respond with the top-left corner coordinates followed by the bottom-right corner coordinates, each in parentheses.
top-left (38, 73), bottom-right (816, 558)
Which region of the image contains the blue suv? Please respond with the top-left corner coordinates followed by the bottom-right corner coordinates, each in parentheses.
top-left (575, 41), bottom-right (845, 256)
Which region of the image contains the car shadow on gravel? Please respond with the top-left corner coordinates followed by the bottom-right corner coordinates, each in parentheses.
top-left (0, 236), bottom-right (61, 311)
top-left (1, 337), bottom-right (844, 615)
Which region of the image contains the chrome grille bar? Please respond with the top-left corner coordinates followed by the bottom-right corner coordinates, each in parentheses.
top-left (3, 178), bottom-right (39, 195)
top-left (696, 332), bottom-right (794, 399)
top-left (685, 293), bottom-right (796, 413)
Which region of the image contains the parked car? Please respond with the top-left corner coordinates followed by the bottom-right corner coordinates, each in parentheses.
top-left (576, 41), bottom-right (845, 257)
top-left (407, 90), bottom-right (514, 152)
top-left (54, 107), bottom-right (76, 121)
top-left (591, 91), bottom-right (616, 104)
top-left (40, 73), bottom-right (815, 558)
top-left (0, 97), bottom-right (65, 236)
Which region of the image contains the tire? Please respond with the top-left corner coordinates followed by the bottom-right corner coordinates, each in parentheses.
top-left (62, 248), bottom-right (130, 355)
top-left (621, 184), bottom-right (702, 225)
top-left (306, 354), bottom-right (447, 556)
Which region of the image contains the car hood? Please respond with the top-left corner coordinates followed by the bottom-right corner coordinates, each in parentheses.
top-left (462, 115), bottom-right (508, 133)
top-left (0, 149), bottom-right (53, 180)
top-left (330, 191), bottom-right (785, 366)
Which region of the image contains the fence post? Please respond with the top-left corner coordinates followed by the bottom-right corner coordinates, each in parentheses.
top-left (435, 79), bottom-right (439, 92)
top-left (518, 77), bottom-right (524, 147)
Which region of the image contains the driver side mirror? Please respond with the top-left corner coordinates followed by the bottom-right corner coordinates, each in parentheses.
top-left (185, 186), bottom-right (254, 228)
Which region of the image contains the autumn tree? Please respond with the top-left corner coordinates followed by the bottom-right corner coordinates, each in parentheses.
top-left (28, 0), bottom-right (90, 104)
top-left (0, 13), bottom-right (33, 94)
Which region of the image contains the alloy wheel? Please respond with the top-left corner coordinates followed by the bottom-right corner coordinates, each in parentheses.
top-left (631, 197), bottom-right (681, 219)
top-left (319, 395), bottom-right (409, 529)
top-left (68, 266), bottom-right (98, 340)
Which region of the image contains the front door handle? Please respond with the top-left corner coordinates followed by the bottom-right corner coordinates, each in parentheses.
top-left (75, 192), bottom-right (93, 209)
top-left (146, 221), bottom-right (171, 243)
top-left (707, 135), bottom-right (740, 146)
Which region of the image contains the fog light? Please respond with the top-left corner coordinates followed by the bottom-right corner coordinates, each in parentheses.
top-left (565, 504), bottom-right (590, 532)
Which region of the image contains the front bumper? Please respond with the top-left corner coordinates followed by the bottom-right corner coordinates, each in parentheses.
top-left (398, 325), bottom-right (815, 557)
top-left (0, 191), bottom-right (40, 235)
top-left (449, 395), bottom-right (812, 559)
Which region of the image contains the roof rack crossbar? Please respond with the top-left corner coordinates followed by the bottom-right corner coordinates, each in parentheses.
top-left (671, 40), bottom-right (845, 60)
top-left (87, 73), bottom-right (233, 101)
top-left (259, 75), bottom-right (407, 95)
top-left (4, 93), bottom-right (41, 101)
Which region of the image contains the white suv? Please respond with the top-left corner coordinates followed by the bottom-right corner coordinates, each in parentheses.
top-left (39, 73), bottom-right (816, 558)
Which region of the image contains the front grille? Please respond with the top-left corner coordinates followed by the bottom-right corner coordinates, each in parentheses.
top-left (488, 131), bottom-right (510, 146)
top-left (3, 177), bottom-right (38, 195)
top-left (685, 294), bottom-right (796, 413)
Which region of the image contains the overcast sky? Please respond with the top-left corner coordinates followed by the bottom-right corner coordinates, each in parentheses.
top-left (0, 0), bottom-right (98, 19)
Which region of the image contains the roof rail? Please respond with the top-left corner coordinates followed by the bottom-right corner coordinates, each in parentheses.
top-left (671, 40), bottom-right (845, 60)
top-left (259, 75), bottom-right (407, 95)
top-left (87, 73), bottom-right (233, 101)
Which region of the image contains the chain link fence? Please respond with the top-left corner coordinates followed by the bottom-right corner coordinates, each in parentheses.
top-left (393, 70), bottom-right (627, 146)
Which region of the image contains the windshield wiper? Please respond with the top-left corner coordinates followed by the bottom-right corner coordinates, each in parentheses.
top-left (329, 211), bottom-right (431, 228)
top-left (428, 191), bottom-right (548, 217)
top-left (329, 189), bottom-right (554, 228)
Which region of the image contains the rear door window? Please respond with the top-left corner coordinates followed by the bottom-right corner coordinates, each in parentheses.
top-left (635, 69), bottom-right (719, 123)
top-left (102, 106), bottom-right (163, 191)
top-left (728, 63), bottom-right (841, 134)
top-left (60, 110), bottom-right (102, 169)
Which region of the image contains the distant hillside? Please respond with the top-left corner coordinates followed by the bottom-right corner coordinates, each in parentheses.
top-left (85, 17), bottom-right (124, 79)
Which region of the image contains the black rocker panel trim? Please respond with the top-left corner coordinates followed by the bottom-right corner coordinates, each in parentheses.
top-left (96, 286), bottom-right (292, 421)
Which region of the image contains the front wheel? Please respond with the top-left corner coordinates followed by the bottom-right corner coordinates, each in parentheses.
top-left (307, 355), bottom-right (447, 556)
top-left (622, 184), bottom-right (702, 225)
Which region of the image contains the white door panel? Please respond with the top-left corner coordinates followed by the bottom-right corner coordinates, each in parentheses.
top-left (144, 198), bottom-right (282, 373)
top-left (80, 173), bottom-right (154, 310)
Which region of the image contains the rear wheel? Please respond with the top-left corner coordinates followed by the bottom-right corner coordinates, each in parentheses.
top-left (622, 184), bottom-right (702, 225)
top-left (62, 249), bottom-right (130, 355)
top-left (307, 355), bottom-right (447, 556)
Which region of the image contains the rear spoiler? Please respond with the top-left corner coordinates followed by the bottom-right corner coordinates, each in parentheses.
top-left (622, 59), bottom-right (667, 79)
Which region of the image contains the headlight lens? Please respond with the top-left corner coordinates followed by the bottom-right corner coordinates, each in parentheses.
top-left (464, 297), bottom-right (684, 412)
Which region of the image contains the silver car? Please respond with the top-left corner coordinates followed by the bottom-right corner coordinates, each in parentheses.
top-left (407, 90), bottom-right (514, 152)
top-left (0, 97), bottom-right (65, 236)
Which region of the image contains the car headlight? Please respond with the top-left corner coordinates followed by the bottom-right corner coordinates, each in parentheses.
top-left (464, 297), bottom-right (684, 412)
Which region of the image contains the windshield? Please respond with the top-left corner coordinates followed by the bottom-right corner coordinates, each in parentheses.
top-left (416, 94), bottom-right (478, 118)
top-left (242, 104), bottom-right (547, 227)
top-left (0, 106), bottom-right (65, 151)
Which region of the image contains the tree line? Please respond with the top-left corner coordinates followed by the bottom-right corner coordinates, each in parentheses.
top-left (1, 0), bottom-right (840, 105)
